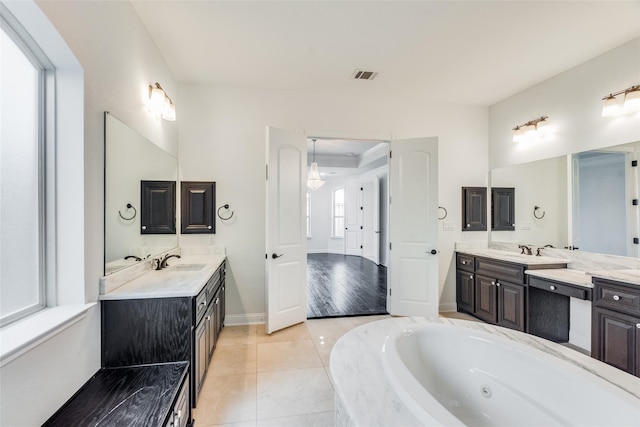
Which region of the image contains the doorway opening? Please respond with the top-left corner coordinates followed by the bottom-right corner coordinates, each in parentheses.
top-left (304, 137), bottom-right (389, 319)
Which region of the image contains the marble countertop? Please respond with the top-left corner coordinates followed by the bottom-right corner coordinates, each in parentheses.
top-left (99, 255), bottom-right (226, 300)
top-left (590, 269), bottom-right (640, 287)
top-left (456, 248), bottom-right (568, 266)
top-left (525, 268), bottom-right (594, 288)
top-left (330, 317), bottom-right (640, 427)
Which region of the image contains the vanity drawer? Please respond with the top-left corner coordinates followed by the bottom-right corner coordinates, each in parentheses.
top-left (528, 277), bottom-right (588, 300)
top-left (593, 279), bottom-right (640, 316)
top-left (475, 257), bottom-right (525, 284)
top-left (456, 254), bottom-right (475, 272)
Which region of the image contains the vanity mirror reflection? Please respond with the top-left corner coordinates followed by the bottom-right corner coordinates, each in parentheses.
top-left (490, 140), bottom-right (639, 257)
top-left (104, 113), bottom-right (178, 275)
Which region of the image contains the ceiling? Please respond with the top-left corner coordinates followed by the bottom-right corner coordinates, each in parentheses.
top-left (132, 1), bottom-right (640, 107)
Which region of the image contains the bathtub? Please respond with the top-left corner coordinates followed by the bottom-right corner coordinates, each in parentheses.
top-left (382, 323), bottom-right (640, 427)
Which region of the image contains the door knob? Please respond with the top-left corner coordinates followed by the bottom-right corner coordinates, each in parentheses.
top-left (271, 253), bottom-right (284, 259)
top-left (429, 249), bottom-right (438, 255)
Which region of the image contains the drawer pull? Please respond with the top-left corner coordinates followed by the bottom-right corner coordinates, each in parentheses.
top-left (462, 261), bottom-right (467, 265)
top-left (613, 295), bottom-right (620, 301)
top-left (549, 285), bottom-right (556, 291)
top-left (491, 281), bottom-right (495, 286)
top-left (469, 275), bottom-right (473, 279)
top-left (496, 282), bottom-right (501, 287)
top-left (636, 323), bottom-right (640, 329)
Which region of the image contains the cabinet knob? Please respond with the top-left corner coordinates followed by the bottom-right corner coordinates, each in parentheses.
top-left (141, 225), bottom-right (147, 230)
top-left (636, 323), bottom-right (640, 329)
top-left (613, 295), bottom-right (620, 301)
top-left (467, 224), bottom-right (471, 227)
top-left (208, 225), bottom-right (212, 229)
top-left (491, 281), bottom-right (495, 286)
top-left (462, 261), bottom-right (467, 264)
top-left (496, 282), bottom-right (501, 287)
top-left (549, 285), bottom-right (556, 291)
top-left (469, 275), bottom-right (473, 279)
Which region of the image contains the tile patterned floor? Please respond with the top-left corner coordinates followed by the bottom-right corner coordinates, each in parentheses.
top-left (193, 315), bottom-right (392, 427)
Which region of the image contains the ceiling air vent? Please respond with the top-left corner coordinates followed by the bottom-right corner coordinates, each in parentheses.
top-left (353, 70), bottom-right (378, 81)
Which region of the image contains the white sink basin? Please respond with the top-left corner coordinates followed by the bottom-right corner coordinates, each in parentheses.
top-left (170, 263), bottom-right (207, 272)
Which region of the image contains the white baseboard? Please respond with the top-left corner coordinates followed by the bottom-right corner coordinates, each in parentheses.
top-left (438, 302), bottom-right (457, 313)
top-left (307, 249), bottom-right (344, 255)
top-left (224, 313), bottom-right (265, 326)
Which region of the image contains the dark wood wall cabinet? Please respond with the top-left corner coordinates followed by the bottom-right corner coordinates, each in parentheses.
top-left (462, 187), bottom-right (487, 231)
top-left (455, 253), bottom-right (567, 333)
top-left (43, 363), bottom-right (190, 427)
top-left (592, 278), bottom-right (640, 377)
top-left (181, 181), bottom-right (216, 234)
top-left (491, 187), bottom-right (515, 231)
top-left (101, 261), bottom-right (226, 407)
top-left (141, 180), bottom-right (176, 234)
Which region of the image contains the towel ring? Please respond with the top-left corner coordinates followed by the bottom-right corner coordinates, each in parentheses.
top-left (438, 206), bottom-right (448, 220)
top-left (217, 204), bottom-right (234, 221)
top-left (118, 203), bottom-right (137, 220)
top-left (533, 205), bottom-right (546, 219)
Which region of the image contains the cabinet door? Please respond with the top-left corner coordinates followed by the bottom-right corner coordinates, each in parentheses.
top-left (194, 319), bottom-right (208, 398)
top-left (475, 275), bottom-right (497, 323)
top-left (497, 281), bottom-right (525, 331)
top-left (181, 181), bottom-right (216, 234)
top-left (592, 306), bottom-right (639, 376)
top-left (491, 187), bottom-right (515, 231)
top-left (456, 270), bottom-right (475, 314)
top-left (462, 187), bottom-right (487, 231)
top-left (205, 302), bottom-right (216, 360)
top-left (141, 180), bottom-right (176, 234)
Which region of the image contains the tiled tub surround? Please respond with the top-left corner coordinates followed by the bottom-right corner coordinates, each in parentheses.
top-left (331, 317), bottom-right (640, 427)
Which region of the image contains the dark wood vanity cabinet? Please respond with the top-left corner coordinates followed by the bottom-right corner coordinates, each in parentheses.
top-left (461, 187), bottom-right (487, 231)
top-left (592, 278), bottom-right (640, 377)
top-left (102, 261), bottom-right (226, 407)
top-left (181, 181), bottom-right (216, 234)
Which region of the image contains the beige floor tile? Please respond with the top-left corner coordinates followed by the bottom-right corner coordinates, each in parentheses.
top-left (257, 322), bottom-right (311, 343)
top-left (209, 344), bottom-right (257, 376)
top-left (323, 367), bottom-right (334, 389)
top-left (439, 311), bottom-right (479, 322)
top-left (203, 421), bottom-right (257, 427)
top-left (305, 317), bottom-right (354, 342)
top-left (347, 314), bottom-right (392, 328)
top-left (218, 325), bottom-right (259, 346)
top-left (256, 368), bottom-right (334, 420)
top-left (256, 411), bottom-right (334, 427)
top-left (257, 341), bottom-right (322, 372)
top-left (312, 339), bottom-right (335, 367)
top-left (193, 373), bottom-right (257, 425)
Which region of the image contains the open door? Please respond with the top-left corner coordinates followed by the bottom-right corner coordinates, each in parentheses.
top-left (363, 176), bottom-right (381, 264)
top-left (265, 127), bottom-right (307, 334)
top-left (388, 137), bottom-right (439, 317)
top-left (344, 182), bottom-right (363, 256)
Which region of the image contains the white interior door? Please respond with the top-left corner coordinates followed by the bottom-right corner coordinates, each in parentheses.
top-left (265, 126), bottom-right (307, 334)
top-left (362, 177), bottom-right (381, 264)
top-left (344, 182), bottom-right (362, 256)
top-left (388, 137), bottom-right (439, 317)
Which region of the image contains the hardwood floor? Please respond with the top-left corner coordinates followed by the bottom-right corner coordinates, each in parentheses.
top-left (307, 253), bottom-right (388, 319)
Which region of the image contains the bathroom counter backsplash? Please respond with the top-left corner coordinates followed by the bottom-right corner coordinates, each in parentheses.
top-left (456, 247), bottom-right (568, 266)
top-left (331, 317), bottom-right (640, 427)
top-left (99, 246), bottom-right (226, 299)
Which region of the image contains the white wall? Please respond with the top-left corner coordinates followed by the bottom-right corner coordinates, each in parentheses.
top-left (489, 38), bottom-right (640, 169)
top-left (178, 84), bottom-right (488, 316)
top-left (0, 2), bottom-right (179, 424)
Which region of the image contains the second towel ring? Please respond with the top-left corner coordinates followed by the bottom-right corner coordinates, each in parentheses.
top-left (217, 204), bottom-right (234, 221)
top-left (118, 203), bottom-right (137, 220)
top-left (438, 206), bottom-right (448, 220)
top-left (533, 205), bottom-right (546, 219)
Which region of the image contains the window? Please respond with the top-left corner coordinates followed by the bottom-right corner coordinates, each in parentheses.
top-left (333, 187), bottom-right (345, 238)
top-left (306, 191), bottom-right (311, 237)
top-left (0, 10), bottom-right (53, 327)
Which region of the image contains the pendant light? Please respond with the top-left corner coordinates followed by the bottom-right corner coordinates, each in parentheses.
top-left (307, 139), bottom-right (325, 191)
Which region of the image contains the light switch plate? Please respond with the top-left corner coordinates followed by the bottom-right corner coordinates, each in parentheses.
top-left (443, 221), bottom-right (454, 231)
top-left (522, 221), bottom-right (532, 230)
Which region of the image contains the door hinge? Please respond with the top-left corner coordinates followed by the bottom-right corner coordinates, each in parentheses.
top-left (389, 242), bottom-right (392, 250)
top-left (634, 237), bottom-right (639, 245)
top-left (389, 150), bottom-right (392, 159)
top-left (360, 206), bottom-right (363, 210)
top-left (389, 196), bottom-right (392, 204)
top-left (360, 226), bottom-right (363, 229)
top-left (265, 165), bottom-right (269, 180)
top-left (361, 187), bottom-right (363, 191)
top-left (265, 253), bottom-right (267, 259)
top-left (360, 245), bottom-right (363, 249)
top-left (633, 199), bottom-right (638, 206)
top-left (389, 288), bottom-right (392, 296)
top-left (632, 160), bottom-right (638, 167)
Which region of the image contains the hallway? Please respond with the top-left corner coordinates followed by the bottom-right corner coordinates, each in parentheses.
top-left (307, 253), bottom-right (387, 318)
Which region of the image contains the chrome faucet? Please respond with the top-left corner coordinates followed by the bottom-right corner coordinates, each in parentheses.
top-left (518, 245), bottom-right (533, 255)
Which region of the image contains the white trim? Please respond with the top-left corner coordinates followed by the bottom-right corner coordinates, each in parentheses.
top-left (306, 249), bottom-right (345, 255)
top-left (0, 303), bottom-right (96, 367)
top-left (438, 302), bottom-right (457, 313)
top-left (224, 312), bottom-right (265, 326)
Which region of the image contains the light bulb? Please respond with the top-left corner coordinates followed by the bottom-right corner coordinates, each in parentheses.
top-left (536, 118), bottom-right (550, 137)
top-left (163, 101), bottom-right (176, 121)
top-left (149, 85), bottom-right (165, 114)
top-left (512, 126), bottom-right (524, 143)
top-left (623, 87), bottom-right (640, 112)
top-left (602, 95), bottom-right (621, 117)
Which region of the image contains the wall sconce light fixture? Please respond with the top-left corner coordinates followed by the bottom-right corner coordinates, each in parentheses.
top-left (512, 116), bottom-right (549, 142)
top-left (602, 84), bottom-right (640, 117)
top-left (307, 139), bottom-right (325, 191)
top-left (148, 82), bottom-right (176, 121)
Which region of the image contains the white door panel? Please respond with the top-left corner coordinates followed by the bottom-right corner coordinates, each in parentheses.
top-left (345, 182), bottom-right (362, 256)
top-left (266, 126), bottom-right (307, 334)
top-left (388, 137), bottom-right (438, 317)
top-left (363, 177), bottom-right (381, 264)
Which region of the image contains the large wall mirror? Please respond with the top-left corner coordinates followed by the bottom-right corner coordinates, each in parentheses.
top-left (104, 113), bottom-right (178, 275)
top-left (490, 140), bottom-right (639, 257)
